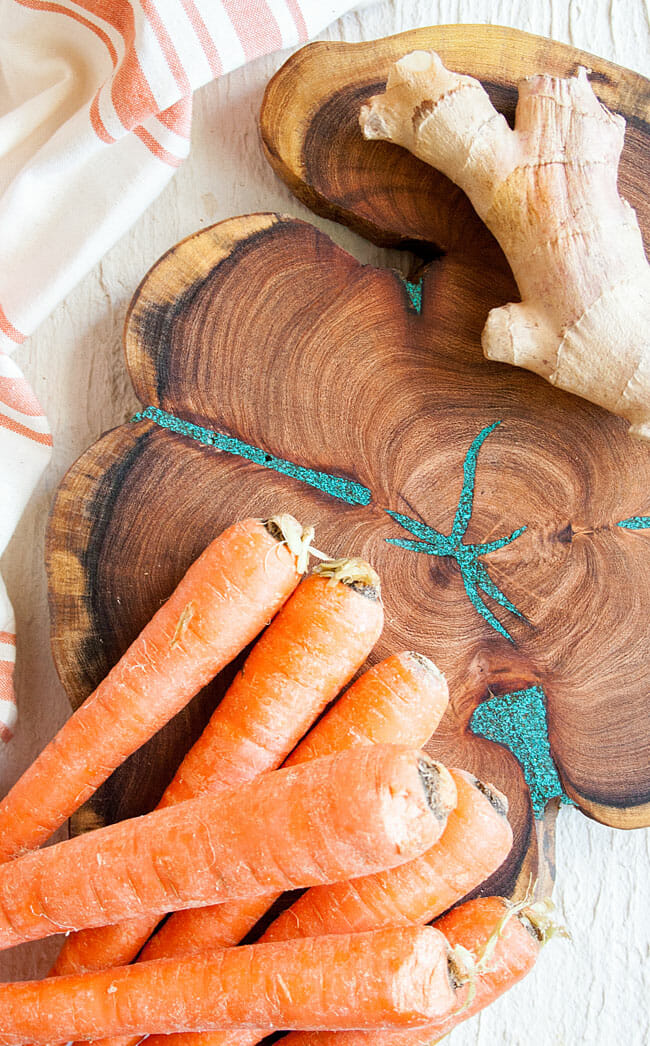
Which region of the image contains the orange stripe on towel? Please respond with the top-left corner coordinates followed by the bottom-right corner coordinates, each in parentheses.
top-left (0, 662), bottom-right (15, 701)
top-left (133, 126), bottom-right (185, 167)
top-left (0, 305), bottom-right (25, 344)
top-left (222, 0), bottom-right (282, 60)
top-left (0, 377), bottom-right (45, 417)
top-left (178, 0), bottom-right (222, 76)
top-left (0, 414), bottom-right (53, 446)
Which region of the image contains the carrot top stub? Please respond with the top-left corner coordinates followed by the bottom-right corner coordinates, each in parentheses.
top-left (313, 558), bottom-right (381, 598)
top-left (264, 514), bottom-right (315, 573)
top-left (416, 759), bottom-right (456, 822)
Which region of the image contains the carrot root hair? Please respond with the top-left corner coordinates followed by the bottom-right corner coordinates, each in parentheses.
top-left (264, 514), bottom-right (315, 573)
top-left (520, 897), bottom-right (571, 946)
top-left (449, 887), bottom-right (569, 1014)
top-left (170, 603), bottom-right (196, 649)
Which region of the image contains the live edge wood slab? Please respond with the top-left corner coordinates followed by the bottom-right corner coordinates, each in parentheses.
top-left (46, 26), bottom-right (650, 903)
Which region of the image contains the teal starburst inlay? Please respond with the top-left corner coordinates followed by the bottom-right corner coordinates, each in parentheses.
top-left (386, 422), bottom-right (527, 643)
top-left (471, 686), bottom-right (575, 818)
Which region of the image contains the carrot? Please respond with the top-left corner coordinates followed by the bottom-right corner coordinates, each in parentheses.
top-left (262, 770), bottom-right (512, 943)
top-left (283, 650), bottom-right (448, 766)
top-left (137, 650), bottom-right (449, 969)
top-left (0, 745), bottom-right (457, 951)
top-left (149, 769), bottom-right (512, 1046)
top-left (0, 926), bottom-right (459, 1046)
top-left (160, 558), bottom-right (384, 795)
top-left (0, 515), bottom-right (313, 864)
top-left (52, 557), bottom-right (384, 978)
top-left (280, 896), bottom-right (564, 1046)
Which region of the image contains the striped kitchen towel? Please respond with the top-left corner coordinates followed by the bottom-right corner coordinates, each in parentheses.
top-left (0, 0), bottom-right (365, 742)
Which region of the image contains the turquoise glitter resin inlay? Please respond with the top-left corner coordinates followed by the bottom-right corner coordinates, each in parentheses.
top-left (132, 407), bottom-right (372, 507)
top-left (618, 516), bottom-right (650, 529)
top-left (403, 279), bottom-right (423, 313)
top-left (133, 408), bottom-right (648, 642)
top-left (471, 687), bottom-right (576, 817)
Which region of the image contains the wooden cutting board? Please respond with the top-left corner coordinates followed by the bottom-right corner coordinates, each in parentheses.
top-left (46, 26), bottom-right (650, 904)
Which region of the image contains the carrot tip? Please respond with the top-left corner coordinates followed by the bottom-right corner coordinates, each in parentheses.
top-left (313, 558), bottom-right (381, 597)
top-left (471, 777), bottom-right (509, 819)
top-left (520, 897), bottom-right (571, 945)
top-left (405, 649), bottom-right (446, 682)
top-left (417, 757), bottom-right (457, 821)
top-left (265, 514), bottom-right (314, 573)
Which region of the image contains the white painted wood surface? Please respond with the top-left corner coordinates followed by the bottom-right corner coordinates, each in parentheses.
top-left (1, 2), bottom-right (649, 1043)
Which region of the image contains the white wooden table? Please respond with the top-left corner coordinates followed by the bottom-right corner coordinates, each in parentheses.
top-left (1, 2), bottom-right (649, 1043)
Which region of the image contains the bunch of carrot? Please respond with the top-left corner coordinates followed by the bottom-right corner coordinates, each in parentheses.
top-left (0, 514), bottom-right (563, 1046)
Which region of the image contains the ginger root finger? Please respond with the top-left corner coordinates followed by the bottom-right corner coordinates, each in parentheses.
top-left (360, 51), bottom-right (650, 440)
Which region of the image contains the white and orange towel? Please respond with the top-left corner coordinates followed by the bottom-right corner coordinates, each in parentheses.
top-left (0, 0), bottom-right (363, 742)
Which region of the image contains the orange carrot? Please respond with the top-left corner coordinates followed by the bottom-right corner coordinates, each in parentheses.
top-left (0, 515), bottom-right (312, 864)
top-left (137, 651), bottom-right (449, 970)
top-left (283, 651), bottom-right (448, 766)
top-left (0, 746), bottom-right (456, 951)
top-left (280, 896), bottom-right (562, 1046)
top-left (150, 769), bottom-right (512, 1046)
top-left (262, 770), bottom-right (512, 942)
top-left (0, 926), bottom-right (459, 1046)
top-left (52, 557), bottom-right (384, 978)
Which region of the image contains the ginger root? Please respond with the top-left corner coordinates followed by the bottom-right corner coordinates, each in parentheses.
top-left (360, 51), bottom-right (650, 439)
